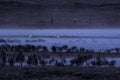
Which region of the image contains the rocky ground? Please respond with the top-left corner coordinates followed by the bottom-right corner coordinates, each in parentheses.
top-left (0, 66), bottom-right (120, 80)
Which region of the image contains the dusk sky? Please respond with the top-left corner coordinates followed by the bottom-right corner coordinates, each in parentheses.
top-left (0, 0), bottom-right (120, 29)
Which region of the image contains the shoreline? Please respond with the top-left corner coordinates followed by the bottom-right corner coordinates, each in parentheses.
top-left (0, 35), bottom-right (120, 39)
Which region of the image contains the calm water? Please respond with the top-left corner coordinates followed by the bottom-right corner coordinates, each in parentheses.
top-left (0, 29), bottom-right (120, 37)
top-left (0, 29), bottom-right (119, 51)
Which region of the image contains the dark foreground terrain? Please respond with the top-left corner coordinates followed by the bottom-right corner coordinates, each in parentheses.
top-left (0, 66), bottom-right (120, 80)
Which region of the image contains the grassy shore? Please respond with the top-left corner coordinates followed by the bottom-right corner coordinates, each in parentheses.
top-left (0, 66), bottom-right (120, 80)
top-left (2, 52), bottom-right (120, 80)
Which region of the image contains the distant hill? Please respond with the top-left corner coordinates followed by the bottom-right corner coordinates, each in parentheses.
top-left (0, 1), bottom-right (41, 9)
top-left (0, 0), bottom-right (120, 29)
top-left (0, 0), bottom-right (120, 4)
top-left (0, 0), bottom-right (120, 8)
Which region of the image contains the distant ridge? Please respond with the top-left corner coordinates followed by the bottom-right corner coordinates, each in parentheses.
top-left (0, 1), bottom-right (41, 9)
top-left (0, 0), bottom-right (120, 8)
top-left (0, 0), bottom-right (120, 29)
